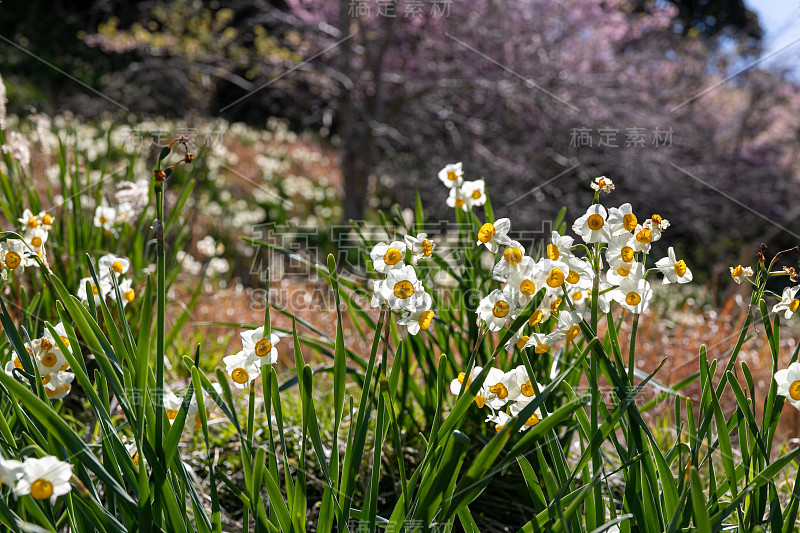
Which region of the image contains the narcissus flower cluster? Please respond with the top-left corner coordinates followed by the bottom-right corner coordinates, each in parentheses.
top-left (439, 162), bottom-right (487, 211)
top-left (0, 455), bottom-right (72, 501)
top-left (77, 253), bottom-right (137, 307)
top-left (223, 326), bottom-right (282, 389)
top-left (5, 323), bottom-right (75, 400)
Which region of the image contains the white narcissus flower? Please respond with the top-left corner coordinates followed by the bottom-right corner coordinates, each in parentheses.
top-left (572, 204), bottom-right (611, 244)
top-left (476, 218), bottom-right (512, 253)
top-left (523, 332), bottom-right (564, 354)
top-left (509, 366), bottom-right (543, 400)
top-left (605, 260), bottom-right (645, 286)
top-left (775, 362), bottom-right (800, 410)
top-left (486, 410), bottom-right (513, 432)
top-left (77, 276), bottom-right (112, 306)
top-left (116, 278), bottom-right (136, 307)
top-left (14, 456), bottom-right (73, 500)
top-left (1, 239), bottom-right (33, 275)
top-left (36, 342), bottom-right (67, 376)
top-left (483, 367), bottom-right (515, 410)
top-left (381, 265), bottom-right (423, 311)
top-left (99, 253), bottom-right (131, 277)
top-left (93, 206), bottom-right (117, 233)
top-left (643, 214), bottom-right (670, 242)
top-left (585, 278), bottom-right (613, 314)
top-left (537, 258), bottom-right (571, 295)
top-left (546, 231), bottom-right (574, 261)
top-left (43, 371), bottom-right (74, 400)
top-left (606, 203), bottom-right (638, 236)
top-left (18, 209), bottom-right (44, 233)
top-left (449, 367), bottom-right (491, 408)
top-left (612, 276), bottom-right (653, 314)
top-left (632, 224), bottom-right (653, 254)
top-left (223, 350), bottom-right (260, 389)
top-left (563, 255), bottom-right (594, 286)
top-left (730, 265), bottom-right (754, 284)
top-left (509, 397), bottom-right (544, 431)
top-left (438, 162), bottom-right (463, 188)
top-left (462, 179), bottom-right (486, 208)
top-left (557, 310), bottom-right (584, 343)
top-left (477, 289), bottom-right (515, 331)
top-left (397, 290), bottom-right (434, 335)
top-left (772, 286), bottom-right (800, 319)
top-left (241, 326), bottom-right (281, 366)
top-left (606, 232), bottom-right (636, 271)
top-left (590, 176), bottom-right (614, 194)
top-left (0, 458), bottom-right (23, 487)
top-left (404, 233), bottom-right (435, 263)
top-left (197, 235), bottom-right (220, 258)
top-left (370, 241), bottom-right (407, 273)
top-left (25, 228), bottom-right (48, 255)
top-left (502, 259), bottom-right (542, 308)
top-left (492, 241), bottom-right (529, 279)
top-left (370, 279), bottom-right (386, 308)
top-left (655, 247), bottom-right (692, 284)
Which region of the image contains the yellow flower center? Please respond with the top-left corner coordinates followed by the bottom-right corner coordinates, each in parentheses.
top-left (42, 375), bottom-right (51, 385)
top-left (418, 310), bottom-right (434, 330)
top-left (520, 381), bottom-right (535, 397)
top-left (40, 339), bottom-right (53, 351)
top-left (525, 413), bottom-right (540, 427)
top-left (447, 170), bottom-right (458, 181)
top-left (471, 189), bottom-right (482, 200)
top-left (41, 352), bottom-right (58, 368)
top-left (528, 310), bottom-right (543, 326)
top-left (13, 358), bottom-right (22, 369)
top-left (478, 223), bottom-right (495, 244)
top-left (731, 265), bottom-right (743, 277)
top-left (42, 214), bottom-right (52, 225)
top-left (98, 216), bottom-right (107, 224)
top-left (132, 452), bottom-right (140, 466)
top-left (674, 260), bottom-right (687, 277)
top-left (60, 363), bottom-right (69, 371)
top-left (455, 198), bottom-right (465, 208)
top-left (457, 372), bottom-right (468, 386)
top-left (546, 244), bottom-right (560, 260)
top-left (91, 285), bottom-right (101, 296)
top-left (5, 251), bottom-right (21, 270)
top-left (166, 409), bottom-right (179, 420)
top-left (495, 424), bottom-right (504, 432)
top-left (504, 246), bottom-right (523, 265)
top-left (790, 299), bottom-right (800, 313)
top-left (27, 217), bottom-right (38, 229)
top-left (566, 270), bottom-right (580, 284)
top-left (45, 385), bottom-right (69, 398)
top-left (516, 335), bottom-right (530, 350)
top-left (31, 236), bottom-right (42, 248)
top-left (651, 214), bottom-right (662, 224)
top-left (790, 380), bottom-right (800, 401)
top-left (60, 336), bottom-right (70, 347)
top-left (475, 395), bottom-right (485, 408)
top-left (383, 247), bottom-right (402, 266)
top-left (546, 268), bottom-right (565, 288)
top-left (111, 261), bottom-right (124, 274)
top-left (625, 292), bottom-right (642, 306)
top-left (620, 246), bottom-right (634, 263)
top-left (616, 267), bottom-right (630, 277)
top-left (565, 325), bottom-right (580, 343)
top-left (550, 298), bottom-right (562, 314)
top-left (30, 479), bottom-right (53, 500)
top-left (393, 280), bottom-right (415, 299)
top-left (636, 228), bottom-right (652, 244)
top-left (492, 300), bottom-right (510, 318)
top-left (573, 291), bottom-right (583, 301)
top-left (489, 383), bottom-right (508, 399)
top-left (124, 289), bottom-right (136, 302)
top-left (255, 338), bottom-right (272, 357)
top-left (622, 213), bottom-right (637, 232)
top-left (231, 368), bottom-right (249, 384)
top-left (421, 240), bottom-right (433, 256)
top-left (520, 279), bottom-right (536, 296)
top-left (534, 343), bottom-right (549, 354)
top-left (587, 214), bottom-right (605, 231)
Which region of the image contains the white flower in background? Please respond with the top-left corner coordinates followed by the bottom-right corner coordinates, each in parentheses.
top-left (197, 235), bottom-right (220, 258)
top-left (450, 366), bottom-right (492, 408)
top-left (162, 390), bottom-right (183, 423)
top-left (557, 310), bottom-right (584, 343)
top-left (223, 350), bottom-right (260, 389)
top-left (404, 233), bottom-right (435, 263)
top-left (527, 293), bottom-right (556, 327)
top-left (477, 289), bottom-right (515, 331)
top-left (99, 253), bottom-right (130, 277)
top-left (775, 362), bottom-right (800, 410)
top-left (612, 276), bottom-right (653, 314)
top-left (187, 383), bottom-right (223, 431)
top-left (208, 257), bottom-right (230, 275)
top-left (24, 228), bottom-right (48, 257)
top-left (483, 367), bottom-right (516, 410)
top-left (590, 176), bottom-right (614, 194)
top-left (563, 255), bottom-right (594, 286)
top-left (462, 179), bottom-right (486, 207)
top-left (115, 178), bottom-right (150, 213)
top-left (643, 214), bottom-right (670, 242)
top-left (476, 218), bottom-right (512, 253)
top-left (606, 203), bottom-right (638, 236)
top-left (18, 209), bottom-right (43, 233)
top-left (572, 204), bottom-right (611, 244)
top-left (380, 265), bottom-right (423, 311)
top-left (565, 283), bottom-right (591, 310)
top-left (772, 286), bottom-right (800, 319)
top-left (486, 410), bottom-right (513, 432)
top-left (606, 260), bottom-right (645, 286)
top-left (1, 239), bottom-right (34, 275)
top-left (730, 265), bottom-right (754, 285)
top-left (241, 326), bottom-right (281, 366)
top-left (502, 260), bottom-right (541, 307)
top-left (0, 458), bottom-right (23, 487)
top-left (370, 241), bottom-right (407, 273)
top-left (36, 343), bottom-right (67, 377)
top-left (585, 278), bottom-right (613, 314)
top-left (438, 162), bottom-right (463, 188)
top-left (77, 276), bottom-right (111, 306)
top-left (117, 278), bottom-right (136, 307)
top-left (398, 290), bottom-right (434, 335)
top-left (546, 232), bottom-right (574, 261)
top-left (93, 206), bottom-right (117, 233)
top-left (655, 247), bottom-right (692, 284)
top-left (509, 366), bottom-right (543, 400)
top-left (14, 456), bottom-right (72, 500)
top-left (538, 258), bottom-right (571, 294)
top-left (43, 322), bottom-right (70, 349)
top-left (509, 398), bottom-right (544, 431)
top-left (176, 251), bottom-right (202, 276)
top-left (632, 224), bottom-right (653, 254)
top-left (115, 203), bottom-right (137, 225)
top-left (493, 241), bottom-right (530, 279)
top-left (370, 279), bottom-right (386, 308)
